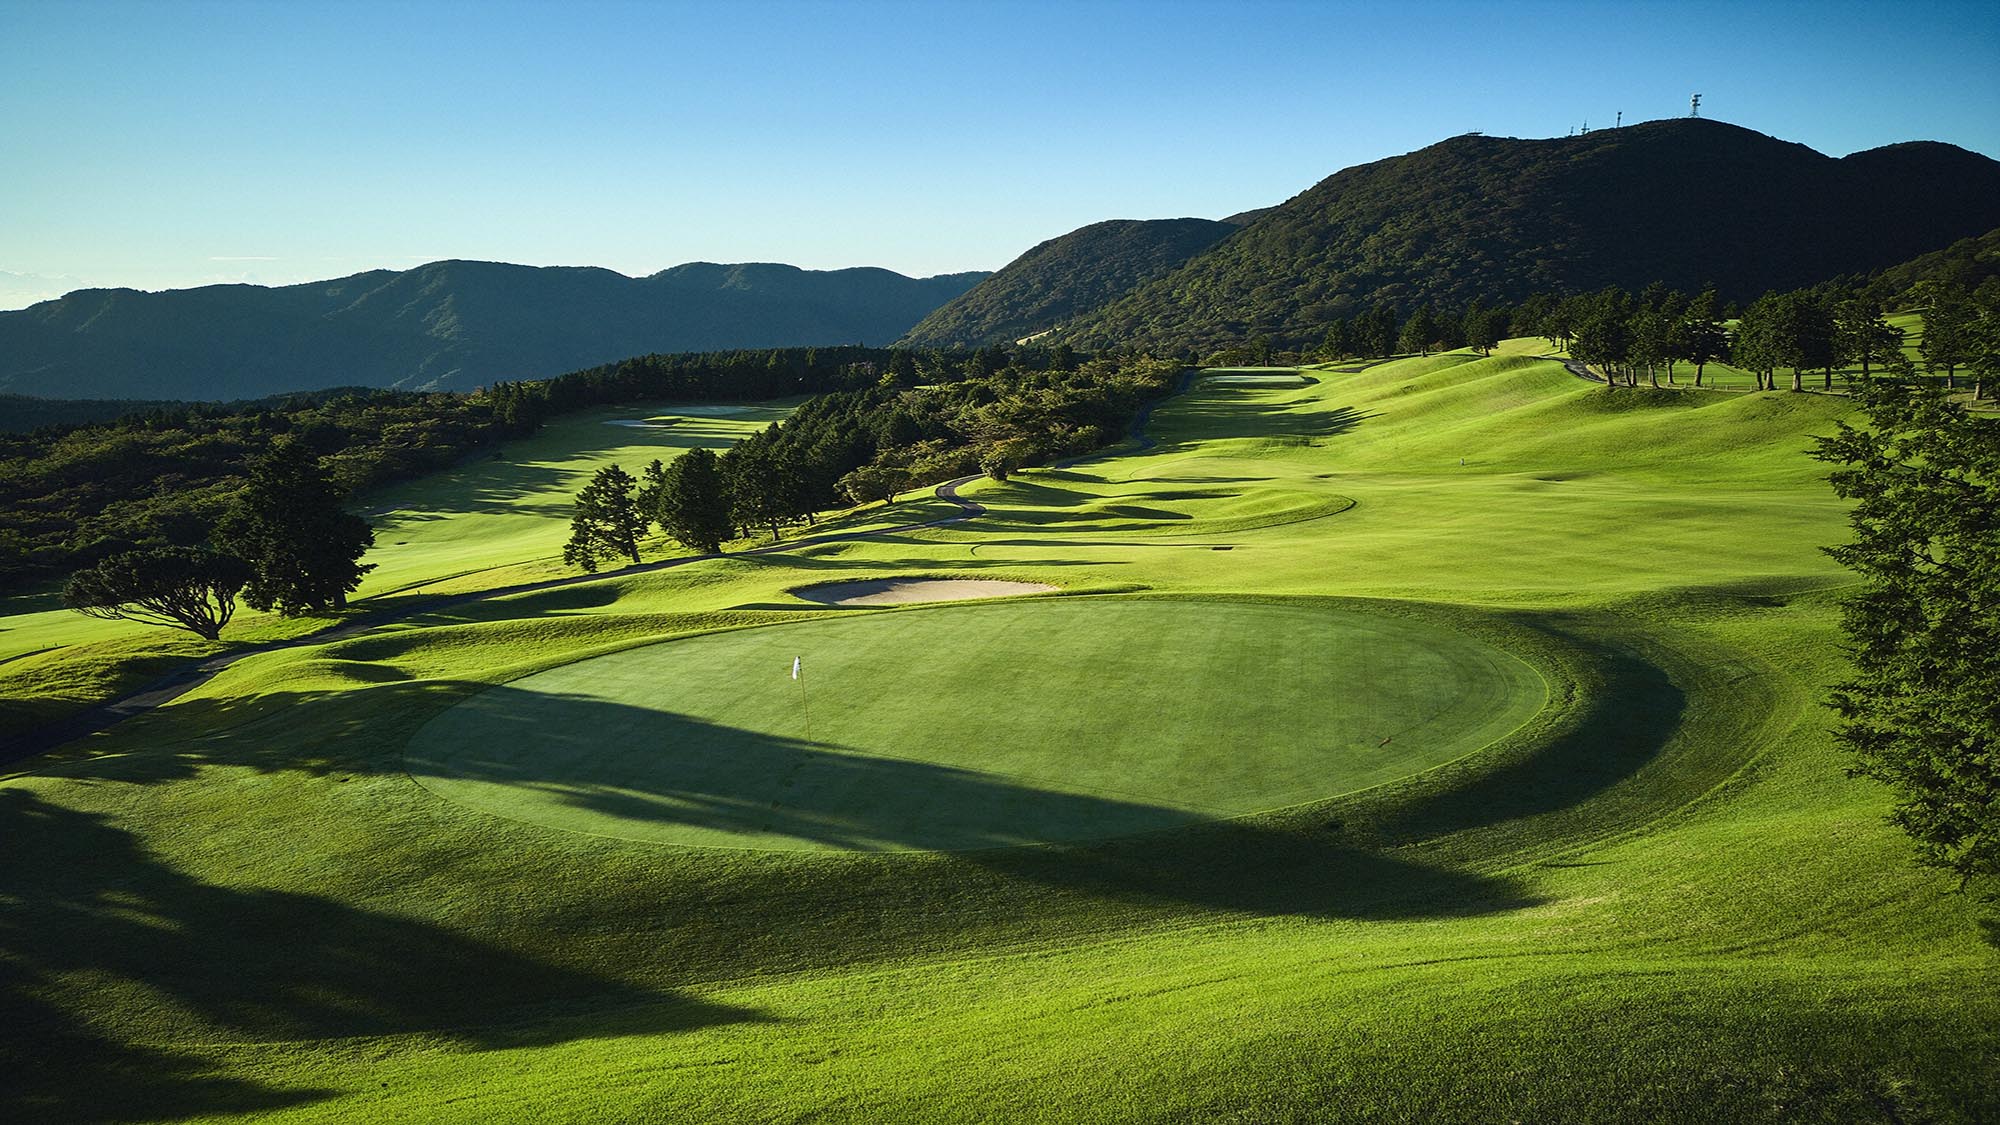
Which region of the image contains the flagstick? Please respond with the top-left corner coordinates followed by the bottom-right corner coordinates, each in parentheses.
top-left (796, 658), bottom-right (813, 742)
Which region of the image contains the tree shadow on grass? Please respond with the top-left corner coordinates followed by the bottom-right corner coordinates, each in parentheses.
top-left (1363, 614), bottom-right (1691, 850)
top-left (0, 786), bottom-right (760, 1124)
top-left (1146, 402), bottom-right (1367, 453)
top-left (399, 684), bottom-right (1538, 921)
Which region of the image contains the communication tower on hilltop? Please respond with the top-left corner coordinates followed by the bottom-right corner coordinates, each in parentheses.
top-left (1691, 93), bottom-right (1702, 118)
top-left (1616, 110), bottom-right (1622, 128)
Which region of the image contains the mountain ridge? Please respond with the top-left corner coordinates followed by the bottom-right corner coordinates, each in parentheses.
top-left (897, 217), bottom-right (1244, 349)
top-left (0, 259), bottom-right (988, 401)
top-left (1053, 118), bottom-right (2000, 351)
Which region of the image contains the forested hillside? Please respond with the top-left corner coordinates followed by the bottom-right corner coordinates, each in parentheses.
top-left (0, 346), bottom-right (891, 593)
top-left (898, 218), bottom-right (1241, 348)
top-left (1057, 119), bottom-right (2000, 352)
top-left (1868, 226), bottom-right (2000, 295)
top-left (0, 261), bottom-right (986, 402)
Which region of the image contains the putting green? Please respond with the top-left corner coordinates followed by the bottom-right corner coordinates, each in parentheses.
top-left (404, 599), bottom-right (1546, 851)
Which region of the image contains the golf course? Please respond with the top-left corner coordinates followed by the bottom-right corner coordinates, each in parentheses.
top-left (4, 346), bottom-right (1996, 1122)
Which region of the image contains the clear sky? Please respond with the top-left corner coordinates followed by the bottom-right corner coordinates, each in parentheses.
top-left (3, 0), bottom-right (1997, 308)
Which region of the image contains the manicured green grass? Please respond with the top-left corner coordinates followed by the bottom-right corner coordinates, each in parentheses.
top-left (0, 400), bottom-right (791, 741)
top-left (3, 343), bottom-right (1995, 1123)
top-left (405, 598), bottom-right (1545, 850)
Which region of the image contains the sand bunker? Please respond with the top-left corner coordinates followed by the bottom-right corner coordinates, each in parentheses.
top-left (793, 578), bottom-right (1057, 606)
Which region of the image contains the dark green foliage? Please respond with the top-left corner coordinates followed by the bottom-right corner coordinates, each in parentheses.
top-left (213, 440), bottom-right (375, 614)
top-left (900, 218), bottom-right (1239, 348)
top-left (1814, 379), bottom-right (2000, 886)
top-left (1570, 289), bottom-right (1634, 387)
top-left (1679, 289), bottom-right (1730, 387)
top-left (717, 351), bottom-right (1179, 537)
top-left (0, 347), bottom-right (892, 596)
top-left (1397, 307), bottom-right (1440, 356)
top-left (1058, 120), bottom-right (2000, 354)
top-left (0, 261), bottom-right (987, 400)
top-left (837, 462), bottom-right (908, 507)
top-left (655, 448), bottom-right (733, 554)
top-left (563, 464), bottom-right (648, 573)
top-left (1915, 282), bottom-right (1975, 386)
top-left (1869, 226), bottom-right (2000, 296)
top-left (1835, 298), bottom-right (1908, 379)
top-left (62, 547), bottom-right (250, 641)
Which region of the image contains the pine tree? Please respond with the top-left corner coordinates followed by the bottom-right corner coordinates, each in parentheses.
top-left (656, 448), bottom-right (734, 554)
top-left (1678, 289), bottom-right (1729, 388)
top-left (1813, 378), bottom-right (2000, 886)
top-left (214, 438), bottom-right (375, 613)
top-left (563, 463), bottom-right (648, 572)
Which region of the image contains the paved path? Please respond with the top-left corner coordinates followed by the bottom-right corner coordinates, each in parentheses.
top-left (4, 368), bottom-right (1204, 767)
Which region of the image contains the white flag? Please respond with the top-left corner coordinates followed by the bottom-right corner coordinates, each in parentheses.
top-left (791, 656), bottom-right (801, 681)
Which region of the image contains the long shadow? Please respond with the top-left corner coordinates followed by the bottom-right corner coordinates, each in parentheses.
top-left (1367, 616), bottom-right (1688, 845)
top-left (411, 684), bottom-right (1537, 921)
top-left (0, 787), bottom-right (759, 1124)
top-left (52, 678), bottom-right (1536, 923)
top-left (1146, 402), bottom-right (1367, 452)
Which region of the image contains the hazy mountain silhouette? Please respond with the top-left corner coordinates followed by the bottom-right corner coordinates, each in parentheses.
top-left (0, 260), bottom-right (987, 401)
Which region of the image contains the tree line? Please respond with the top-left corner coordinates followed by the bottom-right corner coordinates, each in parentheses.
top-left (1205, 276), bottom-right (2000, 400)
top-left (560, 350), bottom-right (1183, 570)
top-left (1, 346), bottom-right (910, 596)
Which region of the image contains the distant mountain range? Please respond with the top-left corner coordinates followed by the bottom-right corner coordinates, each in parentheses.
top-left (9, 119), bottom-right (1998, 403)
top-left (898, 217), bottom-right (1243, 349)
top-left (0, 260), bottom-right (986, 401)
top-left (948, 119), bottom-right (2000, 353)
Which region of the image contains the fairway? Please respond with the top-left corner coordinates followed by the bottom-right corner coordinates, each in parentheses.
top-left (405, 598), bottom-right (1546, 850)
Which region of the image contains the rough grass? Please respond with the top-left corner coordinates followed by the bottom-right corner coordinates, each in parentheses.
top-left (2, 344), bottom-right (1995, 1123)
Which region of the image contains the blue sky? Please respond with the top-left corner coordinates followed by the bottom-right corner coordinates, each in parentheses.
top-left (3, 0), bottom-right (1997, 307)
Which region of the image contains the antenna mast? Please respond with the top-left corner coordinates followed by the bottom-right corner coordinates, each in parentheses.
top-left (1616, 110), bottom-right (1622, 129)
top-left (1690, 93), bottom-right (1702, 118)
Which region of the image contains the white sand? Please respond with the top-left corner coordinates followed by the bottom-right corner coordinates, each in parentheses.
top-left (792, 578), bottom-right (1057, 606)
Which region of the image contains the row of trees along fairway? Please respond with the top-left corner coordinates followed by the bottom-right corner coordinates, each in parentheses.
top-left (63, 440), bottom-right (374, 639)
top-left (561, 351), bottom-right (1183, 570)
top-left (1237, 277), bottom-right (2000, 400)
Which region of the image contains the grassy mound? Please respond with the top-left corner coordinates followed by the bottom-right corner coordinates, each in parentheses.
top-left (405, 598), bottom-right (1546, 850)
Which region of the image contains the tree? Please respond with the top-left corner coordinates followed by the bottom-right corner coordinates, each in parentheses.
top-left (64, 547), bottom-right (250, 641)
top-left (1767, 290), bottom-right (1837, 392)
top-left (1398, 306), bottom-right (1439, 356)
top-left (655, 448), bottom-right (734, 554)
top-left (1463, 303), bottom-right (1506, 356)
top-left (1569, 290), bottom-right (1632, 389)
top-left (1733, 293), bottom-right (1784, 391)
top-left (1917, 284), bottom-right (1974, 389)
top-left (213, 438), bottom-right (375, 613)
top-left (1679, 289), bottom-right (1729, 387)
top-left (838, 461), bottom-right (909, 508)
top-left (1969, 297), bottom-right (2000, 401)
top-left (1813, 378), bottom-right (2000, 886)
top-left (1628, 308), bottom-right (1672, 388)
top-left (563, 463), bottom-right (648, 572)
top-left (1836, 298), bottom-right (1906, 380)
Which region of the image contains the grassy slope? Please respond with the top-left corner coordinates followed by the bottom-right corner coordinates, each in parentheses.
top-left (3, 350), bottom-right (1995, 1123)
top-left (0, 402), bottom-right (787, 740)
